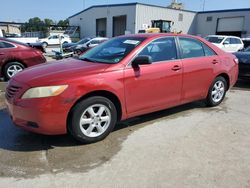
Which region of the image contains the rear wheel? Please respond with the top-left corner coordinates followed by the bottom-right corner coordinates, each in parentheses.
top-left (206, 76), bottom-right (227, 107)
top-left (42, 42), bottom-right (48, 48)
top-left (3, 62), bottom-right (25, 81)
top-left (68, 96), bottom-right (117, 144)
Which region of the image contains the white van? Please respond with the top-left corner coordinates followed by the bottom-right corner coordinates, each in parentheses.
top-left (205, 35), bottom-right (244, 53)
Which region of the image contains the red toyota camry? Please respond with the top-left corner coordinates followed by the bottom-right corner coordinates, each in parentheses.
top-left (5, 34), bottom-right (238, 143)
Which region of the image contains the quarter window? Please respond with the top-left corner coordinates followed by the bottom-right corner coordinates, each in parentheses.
top-left (138, 37), bottom-right (178, 63)
top-left (179, 38), bottom-right (205, 58)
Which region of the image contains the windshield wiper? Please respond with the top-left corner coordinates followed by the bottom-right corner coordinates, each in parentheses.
top-left (81, 57), bottom-right (109, 64)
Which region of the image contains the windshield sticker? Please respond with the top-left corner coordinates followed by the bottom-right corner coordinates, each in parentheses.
top-left (123, 40), bottom-right (140, 45)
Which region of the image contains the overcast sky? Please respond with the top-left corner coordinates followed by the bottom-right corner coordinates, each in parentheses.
top-left (1, 0), bottom-right (250, 22)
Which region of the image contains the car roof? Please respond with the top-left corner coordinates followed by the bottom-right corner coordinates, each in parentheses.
top-left (117, 33), bottom-right (201, 39)
top-left (206, 35), bottom-right (241, 39)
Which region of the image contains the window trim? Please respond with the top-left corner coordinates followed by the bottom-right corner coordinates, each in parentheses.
top-left (0, 41), bottom-right (17, 49)
top-left (126, 36), bottom-right (180, 67)
top-left (177, 37), bottom-right (217, 60)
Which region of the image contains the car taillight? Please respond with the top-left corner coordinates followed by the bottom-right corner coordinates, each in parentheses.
top-left (234, 58), bottom-right (239, 64)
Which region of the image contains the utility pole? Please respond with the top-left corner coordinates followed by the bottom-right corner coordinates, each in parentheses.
top-left (202, 0), bottom-right (206, 11)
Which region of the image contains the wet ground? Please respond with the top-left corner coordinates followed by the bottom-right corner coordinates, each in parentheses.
top-left (0, 80), bottom-right (250, 187)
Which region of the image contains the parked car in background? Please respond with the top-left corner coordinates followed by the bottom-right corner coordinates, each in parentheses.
top-left (27, 42), bottom-right (46, 53)
top-left (242, 38), bottom-right (250, 49)
top-left (62, 37), bottom-right (92, 53)
top-left (74, 37), bottom-right (108, 55)
top-left (205, 35), bottom-right (244, 53)
top-left (6, 36), bottom-right (38, 44)
top-left (234, 46), bottom-right (250, 79)
top-left (38, 34), bottom-right (72, 48)
top-left (5, 34), bottom-right (238, 144)
top-left (0, 37), bottom-right (46, 80)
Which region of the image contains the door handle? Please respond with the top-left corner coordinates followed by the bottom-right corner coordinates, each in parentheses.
top-left (212, 59), bottom-right (219, 64)
top-left (172, 65), bottom-right (181, 71)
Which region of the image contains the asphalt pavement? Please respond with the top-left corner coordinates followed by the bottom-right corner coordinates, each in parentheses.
top-left (0, 80), bottom-right (250, 187)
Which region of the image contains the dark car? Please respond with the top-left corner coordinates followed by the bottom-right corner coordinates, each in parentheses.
top-left (27, 42), bottom-right (46, 53)
top-left (0, 37), bottom-right (46, 80)
top-left (242, 38), bottom-right (250, 49)
top-left (234, 46), bottom-right (250, 79)
top-left (74, 37), bottom-right (108, 55)
top-left (62, 38), bottom-right (91, 53)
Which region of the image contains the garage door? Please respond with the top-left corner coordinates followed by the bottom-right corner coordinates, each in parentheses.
top-left (113, 15), bottom-right (127, 37)
top-left (96, 18), bottom-right (107, 37)
top-left (217, 17), bottom-right (244, 37)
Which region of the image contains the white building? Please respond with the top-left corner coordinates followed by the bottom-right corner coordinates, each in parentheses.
top-left (68, 2), bottom-right (250, 38)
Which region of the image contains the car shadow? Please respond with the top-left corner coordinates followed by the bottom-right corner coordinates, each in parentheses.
top-left (234, 79), bottom-right (250, 90)
top-left (0, 100), bottom-right (207, 152)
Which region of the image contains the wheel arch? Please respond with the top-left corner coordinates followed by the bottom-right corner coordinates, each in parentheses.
top-left (67, 90), bottom-right (123, 131)
top-left (216, 73), bottom-right (230, 91)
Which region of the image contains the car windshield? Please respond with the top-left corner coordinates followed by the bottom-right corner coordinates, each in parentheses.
top-left (79, 37), bottom-right (146, 64)
top-left (205, 36), bottom-right (225, 44)
top-left (78, 38), bottom-right (91, 44)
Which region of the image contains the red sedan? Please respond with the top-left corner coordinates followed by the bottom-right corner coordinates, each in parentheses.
top-left (5, 34), bottom-right (238, 143)
top-left (0, 37), bottom-right (46, 80)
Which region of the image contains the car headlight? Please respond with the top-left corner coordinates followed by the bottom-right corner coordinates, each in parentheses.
top-left (22, 85), bottom-right (68, 99)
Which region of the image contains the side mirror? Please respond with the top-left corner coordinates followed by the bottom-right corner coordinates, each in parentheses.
top-left (86, 43), bottom-right (90, 47)
top-left (223, 41), bottom-right (230, 45)
top-left (132, 55), bottom-right (152, 68)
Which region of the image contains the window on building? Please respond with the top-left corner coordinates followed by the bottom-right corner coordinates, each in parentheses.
top-left (206, 16), bottom-right (213, 22)
top-left (179, 37), bottom-right (205, 58)
top-left (178, 13), bottom-right (183, 21)
top-left (138, 37), bottom-right (178, 63)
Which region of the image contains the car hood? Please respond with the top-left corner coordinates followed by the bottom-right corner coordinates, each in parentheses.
top-left (63, 43), bottom-right (76, 48)
top-left (13, 58), bottom-right (111, 86)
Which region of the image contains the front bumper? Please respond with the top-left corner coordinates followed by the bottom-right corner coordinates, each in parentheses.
top-left (5, 80), bottom-right (74, 135)
top-left (5, 98), bottom-right (69, 135)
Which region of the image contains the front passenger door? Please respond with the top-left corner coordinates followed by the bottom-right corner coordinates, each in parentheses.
top-left (124, 37), bottom-right (182, 117)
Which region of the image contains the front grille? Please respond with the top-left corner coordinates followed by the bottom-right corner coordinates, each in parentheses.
top-left (5, 85), bottom-right (22, 100)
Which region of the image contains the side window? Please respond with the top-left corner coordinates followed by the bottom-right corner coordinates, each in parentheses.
top-left (179, 37), bottom-right (205, 58)
top-left (0, 42), bottom-right (15, 48)
top-left (138, 37), bottom-right (177, 63)
top-left (202, 44), bottom-right (216, 56)
top-left (0, 42), bottom-right (5, 48)
top-left (224, 38), bottom-right (230, 44)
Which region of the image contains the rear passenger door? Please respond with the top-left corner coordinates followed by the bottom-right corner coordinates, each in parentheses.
top-left (178, 37), bottom-right (219, 103)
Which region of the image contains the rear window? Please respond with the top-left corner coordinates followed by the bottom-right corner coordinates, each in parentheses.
top-left (205, 36), bottom-right (224, 44)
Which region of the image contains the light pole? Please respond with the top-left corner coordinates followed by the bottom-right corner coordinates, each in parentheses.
top-left (202, 0), bottom-right (206, 11)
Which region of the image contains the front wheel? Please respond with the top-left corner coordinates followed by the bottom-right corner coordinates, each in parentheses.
top-left (206, 76), bottom-right (227, 107)
top-left (4, 62), bottom-right (25, 81)
top-left (68, 96), bottom-right (117, 144)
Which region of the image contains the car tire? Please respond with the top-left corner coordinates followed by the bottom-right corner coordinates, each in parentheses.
top-left (42, 42), bottom-right (48, 48)
top-left (68, 96), bottom-right (117, 144)
top-left (206, 76), bottom-right (227, 107)
top-left (3, 62), bottom-right (25, 81)
top-left (75, 49), bottom-right (82, 56)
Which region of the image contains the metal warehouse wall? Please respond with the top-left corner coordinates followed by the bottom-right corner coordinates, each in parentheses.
top-left (135, 4), bottom-right (197, 35)
top-left (196, 10), bottom-right (250, 37)
top-left (69, 5), bottom-right (136, 38)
